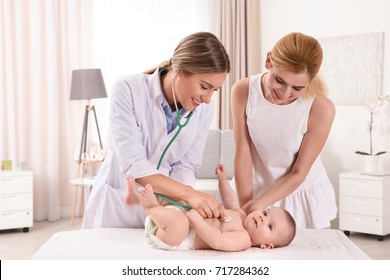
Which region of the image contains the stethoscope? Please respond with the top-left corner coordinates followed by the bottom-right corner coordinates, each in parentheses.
top-left (155, 72), bottom-right (193, 209)
top-left (153, 71), bottom-right (232, 223)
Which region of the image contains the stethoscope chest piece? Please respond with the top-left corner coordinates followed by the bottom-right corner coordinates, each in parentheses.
top-left (219, 214), bottom-right (233, 223)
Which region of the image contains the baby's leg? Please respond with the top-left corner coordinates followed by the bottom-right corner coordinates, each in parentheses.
top-left (124, 176), bottom-right (141, 205)
top-left (141, 184), bottom-right (190, 247)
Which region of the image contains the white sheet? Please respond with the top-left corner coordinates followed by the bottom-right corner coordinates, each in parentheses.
top-left (31, 228), bottom-right (370, 260)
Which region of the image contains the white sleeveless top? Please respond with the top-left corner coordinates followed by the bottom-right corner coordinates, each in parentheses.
top-left (236, 73), bottom-right (337, 228)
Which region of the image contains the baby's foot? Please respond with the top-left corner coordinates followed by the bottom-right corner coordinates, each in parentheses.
top-left (124, 176), bottom-right (141, 205)
top-left (140, 184), bottom-right (159, 212)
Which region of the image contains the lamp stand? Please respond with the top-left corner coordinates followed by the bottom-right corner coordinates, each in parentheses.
top-left (77, 104), bottom-right (104, 165)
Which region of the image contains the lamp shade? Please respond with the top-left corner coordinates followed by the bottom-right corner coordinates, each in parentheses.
top-left (70, 69), bottom-right (107, 100)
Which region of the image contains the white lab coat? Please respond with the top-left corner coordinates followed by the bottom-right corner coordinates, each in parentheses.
top-left (82, 68), bottom-right (214, 228)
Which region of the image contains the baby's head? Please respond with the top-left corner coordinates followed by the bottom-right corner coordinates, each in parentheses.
top-left (243, 207), bottom-right (296, 249)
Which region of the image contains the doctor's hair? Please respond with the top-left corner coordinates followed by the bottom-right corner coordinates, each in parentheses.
top-left (269, 32), bottom-right (327, 98)
top-left (145, 32), bottom-right (230, 75)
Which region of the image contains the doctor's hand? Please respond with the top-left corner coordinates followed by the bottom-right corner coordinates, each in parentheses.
top-left (185, 189), bottom-right (226, 220)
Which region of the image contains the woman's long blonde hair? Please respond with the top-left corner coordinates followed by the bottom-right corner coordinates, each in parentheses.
top-left (145, 32), bottom-right (230, 75)
top-left (270, 32), bottom-right (327, 97)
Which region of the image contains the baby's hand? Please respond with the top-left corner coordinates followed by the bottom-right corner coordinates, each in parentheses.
top-left (215, 164), bottom-right (227, 180)
top-left (185, 209), bottom-right (203, 223)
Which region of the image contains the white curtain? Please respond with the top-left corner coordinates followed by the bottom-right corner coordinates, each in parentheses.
top-left (0, 0), bottom-right (93, 221)
top-left (211, 0), bottom-right (261, 129)
top-left (0, 0), bottom-right (212, 222)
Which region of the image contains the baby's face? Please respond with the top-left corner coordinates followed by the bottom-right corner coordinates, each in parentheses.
top-left (243, 207), bottom-right (290, 248)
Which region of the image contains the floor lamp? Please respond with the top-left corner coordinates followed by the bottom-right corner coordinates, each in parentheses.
top-left (70, 69), bottom-right (107, 166)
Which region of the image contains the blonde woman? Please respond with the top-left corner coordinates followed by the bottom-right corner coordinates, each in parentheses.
top-left (232, 32), bottom-right (337, 229)
top-left (82, 32), bottom-right (230, 229)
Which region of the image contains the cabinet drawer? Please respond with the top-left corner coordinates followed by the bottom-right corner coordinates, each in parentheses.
top-left (0, 210), bottom-right (33, 230)
top-left (339, 196), bottom-right (382, 216)
top-left (0, 193), bottom-right (33, 211)
top-left (339, 213), bottom-right (383, 235)
top-left (339, 178), bottom-right (382, 198)
top-left (0, 176), bottom-right (32, 194)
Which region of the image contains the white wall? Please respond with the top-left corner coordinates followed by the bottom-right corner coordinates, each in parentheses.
top-left (259, 0), bottom-right (390, 200)
top-left (88, 0), bottom-right (212, 152)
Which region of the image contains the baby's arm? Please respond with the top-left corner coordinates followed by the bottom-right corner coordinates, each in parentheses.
top-left (186, 209), bottom-right (251, 252)
top-left (216, 164), bottom-right (240, 210)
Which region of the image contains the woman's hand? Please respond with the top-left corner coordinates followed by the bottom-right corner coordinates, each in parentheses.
top-left (245, 198), bottom-right (267, 214)
top-left (185, 189), bottom-right (226, 220)
top-left (241, 199), bottom-right (253, 214)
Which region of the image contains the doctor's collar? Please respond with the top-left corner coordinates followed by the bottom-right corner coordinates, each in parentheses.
top-left (161, 91), bottom-right (189, 115)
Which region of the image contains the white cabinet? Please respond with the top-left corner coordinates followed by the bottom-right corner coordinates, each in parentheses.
top-left (0, 171), bottom-right (33, 232)
top-left (339, 172), bottom-right (390, 241)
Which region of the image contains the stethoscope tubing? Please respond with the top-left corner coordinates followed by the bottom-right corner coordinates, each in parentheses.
top-left (155, 76), bottom-right (194, 209)
top-left (156, 111), bottom-right (193, 170)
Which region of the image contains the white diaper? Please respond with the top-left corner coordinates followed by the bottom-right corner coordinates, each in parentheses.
top-left (144, 205), bottom-right (196, 250)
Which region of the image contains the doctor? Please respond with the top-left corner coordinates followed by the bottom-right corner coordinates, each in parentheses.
top-left (82, 32), bottom-right (230, 228)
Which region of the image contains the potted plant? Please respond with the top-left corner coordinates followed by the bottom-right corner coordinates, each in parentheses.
top-left (355, 95), bottom-right (389, 173)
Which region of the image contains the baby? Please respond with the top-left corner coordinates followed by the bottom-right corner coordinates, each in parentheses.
top-left (125, 164), bottom-right (296, 251)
